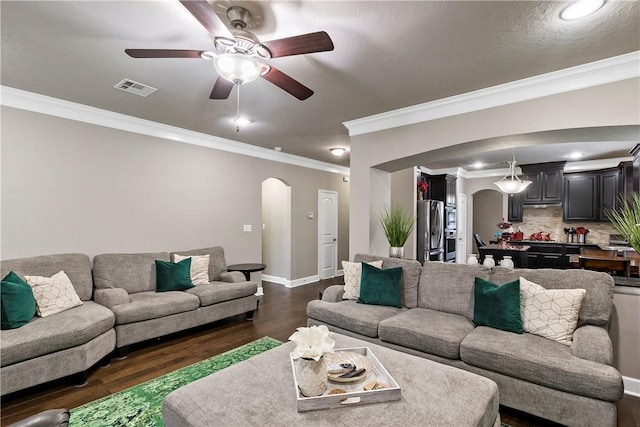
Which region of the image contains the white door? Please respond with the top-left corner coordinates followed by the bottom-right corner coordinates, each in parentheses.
top-left (318, 190), bottom-right (338, 279)
top-left (457, 194), bottom-right (468, 263)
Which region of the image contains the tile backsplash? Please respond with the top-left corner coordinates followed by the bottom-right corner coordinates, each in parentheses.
top-left (515, 207), bottom-right (618, 245)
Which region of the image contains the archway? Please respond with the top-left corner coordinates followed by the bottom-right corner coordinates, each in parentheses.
top-left (261, 178), bottom-right (292, 286)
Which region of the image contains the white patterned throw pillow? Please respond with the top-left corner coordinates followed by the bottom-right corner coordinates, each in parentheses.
top-left (25, 270), bottom-right (83, 317)
top-left (519, 277), bottom-right (586, 346)
top-left (342, 260), bottom-right (383, 300)
top-left (173, 254), bottom-right (211, 285)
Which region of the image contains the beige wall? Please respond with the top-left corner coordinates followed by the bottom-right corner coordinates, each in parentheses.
top-left (611, 289), bottom-right (640, 382)
top-left (1, 107), bottom-right (349, 281)
top-left (349, 78), bottom-right (640, 257)
top-left (390, 167), bottom-right (417, 259)
top-left (472, 189), bottom-right (504, 249)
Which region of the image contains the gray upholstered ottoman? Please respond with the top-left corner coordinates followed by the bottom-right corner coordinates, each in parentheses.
top-left (163, 334), bottom-right (500, 426)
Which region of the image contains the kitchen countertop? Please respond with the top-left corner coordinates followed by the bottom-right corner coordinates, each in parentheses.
top-left (481, 244), bottom-right (531, 251)
top-left (506, 240), bottom-right (600, 246)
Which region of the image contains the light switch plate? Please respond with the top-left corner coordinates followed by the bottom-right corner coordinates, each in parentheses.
top-left (243, 224), bottom-right (252, 232)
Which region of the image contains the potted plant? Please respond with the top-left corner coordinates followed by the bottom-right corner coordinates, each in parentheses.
top-left (379, 203), bottom-right (415, 258)
top-left (605, 193), bottom-right (640, 254)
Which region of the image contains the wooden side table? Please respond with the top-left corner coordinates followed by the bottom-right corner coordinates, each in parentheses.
top-left (226, 263), bottom-right (267, 281)
top-left (227, 263), bottom-right (267, 304)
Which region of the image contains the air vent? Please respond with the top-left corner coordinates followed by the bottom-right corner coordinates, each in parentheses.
top-left (114, 78), bottom-right (157, 97)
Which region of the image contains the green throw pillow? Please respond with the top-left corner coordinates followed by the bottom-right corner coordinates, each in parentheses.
top-left (1, 271), bottom-right (36, 329)
top-left (155, 258), bottom-right (195, 292)
top-left (357, 263), bottom-right (403, 308)
top-left (473, 277), bottom-right (523, 334)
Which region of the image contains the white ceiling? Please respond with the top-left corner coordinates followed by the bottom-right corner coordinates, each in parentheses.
top-left (2, 1), bottom-right (639, 169)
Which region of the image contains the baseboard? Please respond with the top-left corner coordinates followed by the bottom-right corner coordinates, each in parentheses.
top-left (262, 274), bottom-right (320, 288)
top-left (263, 271), bottom-right (343, 288)
top-left (623, 375), bottom-right (640, 397)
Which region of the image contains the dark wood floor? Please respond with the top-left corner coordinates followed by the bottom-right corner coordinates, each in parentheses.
top-left (1, 279), bottom-right (638, 426)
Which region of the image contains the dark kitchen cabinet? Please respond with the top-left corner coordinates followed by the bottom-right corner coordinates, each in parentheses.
top-left (563, 173), bottom-right (599, 221)
top-left (632, 144), bottom-right (640, 193)
top-left (507, 192), bottom-right (523, 222)
top-left (525, 243), bottom-right (570, 269)
top-left (429, 174), bottom-right (456, 207)
top-left (599, 168), bottom-right (619, 217)
top-left (564, 168), bottom-right (624, 222)
top-left (521, 162), bottom-right (565, 205)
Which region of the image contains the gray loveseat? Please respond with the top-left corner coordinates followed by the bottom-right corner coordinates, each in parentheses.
top-left (93, 247), bottom-right (258, 357)
top-left (307, 254), bottom-right (624, 427)
top-left (0, 254), bottom-right (116, 396)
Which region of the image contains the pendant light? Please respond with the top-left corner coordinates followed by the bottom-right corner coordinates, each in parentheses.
top-left (494, 152), bottom-right (532, 194)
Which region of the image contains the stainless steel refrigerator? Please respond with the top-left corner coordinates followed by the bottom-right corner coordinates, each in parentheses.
top-left (417, 200), bottom-right (444, 263)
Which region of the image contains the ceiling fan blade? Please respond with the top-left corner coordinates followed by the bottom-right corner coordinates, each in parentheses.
top-left (261, 66), bottom-right (313, 100)
top-left (179, 0), bottom-right (233, 39)
top-left (125, 49), bottom-right (204, 59)
top-left (210, 77), bottom-right (234, 99)
top-left (262, 31), bottom-right (334, 58)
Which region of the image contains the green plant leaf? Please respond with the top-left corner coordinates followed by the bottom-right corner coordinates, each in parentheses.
top-left (604, 193), bottom-right (640, 254)
top-left (379, 203), bottom-right (415, 247)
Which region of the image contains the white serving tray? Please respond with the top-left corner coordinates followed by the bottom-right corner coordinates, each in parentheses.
top-left (290, 346), bottom-right (401, 412)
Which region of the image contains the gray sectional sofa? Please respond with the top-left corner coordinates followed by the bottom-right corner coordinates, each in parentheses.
top-left (93, 247), bottom-right (257, 357)
top-left (307, 254), bottom-right (624, 427)
top-left (1, 246), bottom-right (257, 395)
top-left (0, 254), bottom-right (116, 396)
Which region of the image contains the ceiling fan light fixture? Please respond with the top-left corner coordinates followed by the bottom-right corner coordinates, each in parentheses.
top-left (560, 0), bottom-right (605, 20)
top-left (494, 152), bottom-right (532, 194)
top-left (330, 148), bottom-right (346, 156)
top-left (214, 53), bottom-right (262, 85)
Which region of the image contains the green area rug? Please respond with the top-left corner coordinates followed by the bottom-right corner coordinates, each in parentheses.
top-left (70, 337), bottom-right (282, 427)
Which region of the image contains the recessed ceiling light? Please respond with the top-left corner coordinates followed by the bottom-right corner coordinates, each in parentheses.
top-left (330, 148), bottom-right (346, 156)
top-left (560, 0), bottom-right (605, 20)
top-left (568, 152), bottom-right (584, 159)
top-left (471, 161), bottom-right (484, 169)
top-left (233, 117), bottom-right (252, 126)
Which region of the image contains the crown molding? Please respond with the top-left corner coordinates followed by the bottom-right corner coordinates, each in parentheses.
top-left (0, 86), bottom-right (350, 177)
top-left (456, 157), bottom-right (632, 180)
top-left (344, 51), bottom-right (640, 137)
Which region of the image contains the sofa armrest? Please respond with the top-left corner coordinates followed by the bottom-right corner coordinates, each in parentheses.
top-left (322, 285), bottom-right (345, 302)
top-left (571, 325), bottom-right (614, 365)
top-left (93, 288), bottom-right (130, 309)
top-left (219, 271), bottom-right (246, 283)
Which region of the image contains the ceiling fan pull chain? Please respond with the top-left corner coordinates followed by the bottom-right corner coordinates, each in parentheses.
top-left (236, 83), bottom-right (241, 132)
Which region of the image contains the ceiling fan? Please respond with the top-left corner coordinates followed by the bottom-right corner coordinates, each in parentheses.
top-left (125, 0), bottom-right (334, 101)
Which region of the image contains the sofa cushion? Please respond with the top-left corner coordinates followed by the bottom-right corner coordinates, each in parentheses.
top-left (419, 262), bottom-right (491, 321)
top-left (306, 299), bottom-right (402, 338)
top-left (110, 291), bottom-right (200, 325)
top-left (519, 276), bottom-right (585, 345)
top-left (1, 272), bottom-right (36, 329)
top-left (0, 254), bottom-right (93, 301)
top-left (155, 259), bottom-right (195, 292)
top-left (25, 270), bottom-right (83, 317)
top-left (173, 254), bottom-right (210, 285)
top-left (342, 260), bottom-right (383, 300)
top-left (0, 301), bottom-right (115, 366)
top-left (186, 281), bottom-right (257, 307)
top-left (169, 247), bottom-right (228, 281)
top-left (460, 326), bottom-right (623, 402)
top-left (93, 252), bottom-right (170, 294)
top-left (490, 267), bottom-right (613, 327)
top-left (354, 254), bottom-right (421, 308)
top-left (473, 277), bottom-right (522, 334)
top-left (358, 263), bottom-right (402, 308)
top-left (379, 308), bottom-right (474, 359)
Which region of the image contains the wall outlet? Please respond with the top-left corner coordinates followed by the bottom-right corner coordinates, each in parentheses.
top-left (243, 224), bottom-right (252, 232)
top-left (262, 224), bottom-right (266, 230)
